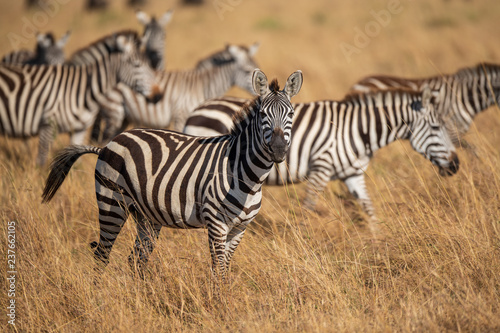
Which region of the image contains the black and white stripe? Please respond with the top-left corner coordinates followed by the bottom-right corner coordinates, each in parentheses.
top-left (136, 9), bottom-right (173, 70)
top-left (349, 63), bottom-right (500, 143)
top-left (42, 69), bottom-right (303, 280)
top-left (92, 43), bottom-right (259, 143)
top-left (1, 31), bottom-right (70, 66)
top-left (184, 88), bottom-right (459, 229)
top-left (0, 31), bottom-right (160, 165)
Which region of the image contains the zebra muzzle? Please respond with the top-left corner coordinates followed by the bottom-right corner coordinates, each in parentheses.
top-left (438, 152), bottom-right (460, 176)
top-left (146, 84), bottom-right (163, 103)
top-left (268, 128), bottom-right (288, 163)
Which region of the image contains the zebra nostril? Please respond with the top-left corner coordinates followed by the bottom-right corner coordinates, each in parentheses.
top-left (450, 153), bottom-right (460, 173)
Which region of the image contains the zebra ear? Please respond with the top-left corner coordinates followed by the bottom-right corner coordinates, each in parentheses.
top-left (56, 31), bottom-right (71, 48)
top-left (227, 45), bottom-right (240, 57)
top-left (158, 9), bottom-right (173, 26)
top-left (284, 70), bottom-right (303, 98)
top-left (36, 32), bottom-right (51, 47)
top-left (136, 10), bottom-right (151, 25)
top-left (248, 42), bottom-right (260, 57)
top-left (116, 35), bottom-right (133, 54)
top-left (252, 69), bottom-right (269, 96)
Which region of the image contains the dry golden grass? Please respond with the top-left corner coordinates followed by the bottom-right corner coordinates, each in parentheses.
top-left (1, 0), bottom-right (500, 331)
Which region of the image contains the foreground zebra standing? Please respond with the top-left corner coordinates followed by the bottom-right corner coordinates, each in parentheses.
top-left (184, 88), bottom-right (459, 229)
top-left (0, 31), bottom-right (160, 165)
top-left (1, 31), bottom-right (71, 65)
top-left (349, 63), bottom-right (500, 144)
top-left (92, 43), bottom-right (259, 143)
top-left (42, 69), bottom-right (303, 280)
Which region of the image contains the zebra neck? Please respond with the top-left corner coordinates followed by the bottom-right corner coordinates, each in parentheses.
top-left (424, 67), bottom-right (500, 116)
top-left (85, 59), bottom-right (116, 100)
top-left (228, 109), bottom-right (274, 191)
top-left (198, 64), bottom-right (234, 100)
top-left (352, 99), bottom-right (412, 155)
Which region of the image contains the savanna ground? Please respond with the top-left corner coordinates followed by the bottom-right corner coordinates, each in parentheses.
top-left (1, 0), bottom-right (500, 331)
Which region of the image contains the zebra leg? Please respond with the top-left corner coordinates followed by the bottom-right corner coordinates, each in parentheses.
top-left (37, 123), bottom-right (56, 166)
top-left (223, 224), bottom-right (247, 275)
top-left (344, 174), bottom-right (379, 234)
top-left (207, 222), bottom-right (230, 282)
top-left (303, 168), bottom-right (331, 210)
top-left (128, 209), bottom-right (162, 273)
top-left (91, 186), bottom-right (131, 267)
top-left (90, 112), bottom-right (103, 144)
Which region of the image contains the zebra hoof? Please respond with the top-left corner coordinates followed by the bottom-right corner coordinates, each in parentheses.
top-left (89, 241), bottom-right (98, 249)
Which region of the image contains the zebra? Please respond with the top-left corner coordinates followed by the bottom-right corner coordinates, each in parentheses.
top-left (91, 43), bottom-right (260, 144)
top-left (183, 88), bottom-right (459, 230)
top-left (42, 69), bottom-right (303, 280)
top-left (348, 63), bottom-right (500, 144)
top-left (0, 31), bottom-right (161, 166)
top-left (1, 31), bottom-right (71, 65)
top-left (136, 9), bottom-right (173, 70)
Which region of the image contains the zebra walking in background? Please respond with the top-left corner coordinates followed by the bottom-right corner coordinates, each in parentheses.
top-left (1, 31), bottom-right (71, 65)
top-left (184, 88), bottom-right (459, 230)
top-left (0, 31), bottom-right (160, 165)
top-left (92, 43), bottom-right (259, 143)
top-left (42, 69), bottom-right (303, 280)
top-left (136, 9), bottom-right (173, 70)
top-left (349, 63), bottom-right (500, 144)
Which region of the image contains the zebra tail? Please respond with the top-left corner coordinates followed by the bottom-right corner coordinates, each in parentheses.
top-left (41, 145), bottom-right (102, 203)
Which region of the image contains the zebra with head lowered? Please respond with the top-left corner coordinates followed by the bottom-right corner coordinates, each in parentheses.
top-left (92, 43), bottom-right (260, 143)
top-left (42, 69), bottom-right (303, 281)
top-left (136, 9), bottom-right (173, 70)
top-left (1, 31), bottom-right (71, 65)
top-left (349, 63), bottom-right (500, 144)
top-left (184, 88), bottom-right (459, 232)
top-left (0, 30), bottom-right (160, 165)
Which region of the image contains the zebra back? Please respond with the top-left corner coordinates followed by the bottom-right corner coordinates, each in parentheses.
top-left (349, 63), bottom-right (500, 141)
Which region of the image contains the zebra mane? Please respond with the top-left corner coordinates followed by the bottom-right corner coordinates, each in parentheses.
top-left (195, 48), bottom-right (236, 69)
top-left (70, 30), bottom-right (139, 59)
top-left (229, 79), bottom-right (281, 136)
top-left (343, 87), bottom-right (423, 104)
top-left (454, 62), bottom-right (500, 78)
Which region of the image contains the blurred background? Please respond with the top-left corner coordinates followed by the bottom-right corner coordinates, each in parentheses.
top-left (2, 0), bottom-right (499, 100)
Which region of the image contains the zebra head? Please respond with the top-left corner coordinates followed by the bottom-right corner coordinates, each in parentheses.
top-left (136, 9), bottom-right (173, 70)
top-left (253, 69), bottom-right (303, 163)
top-left (31, 31), bottom-right (71, 65)
top-left (408, 87), bottom-right (459, 176)
top-left (225, 43), bottom-right (260, 95)
top-left (115, 35), bottom-right (163, 103)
